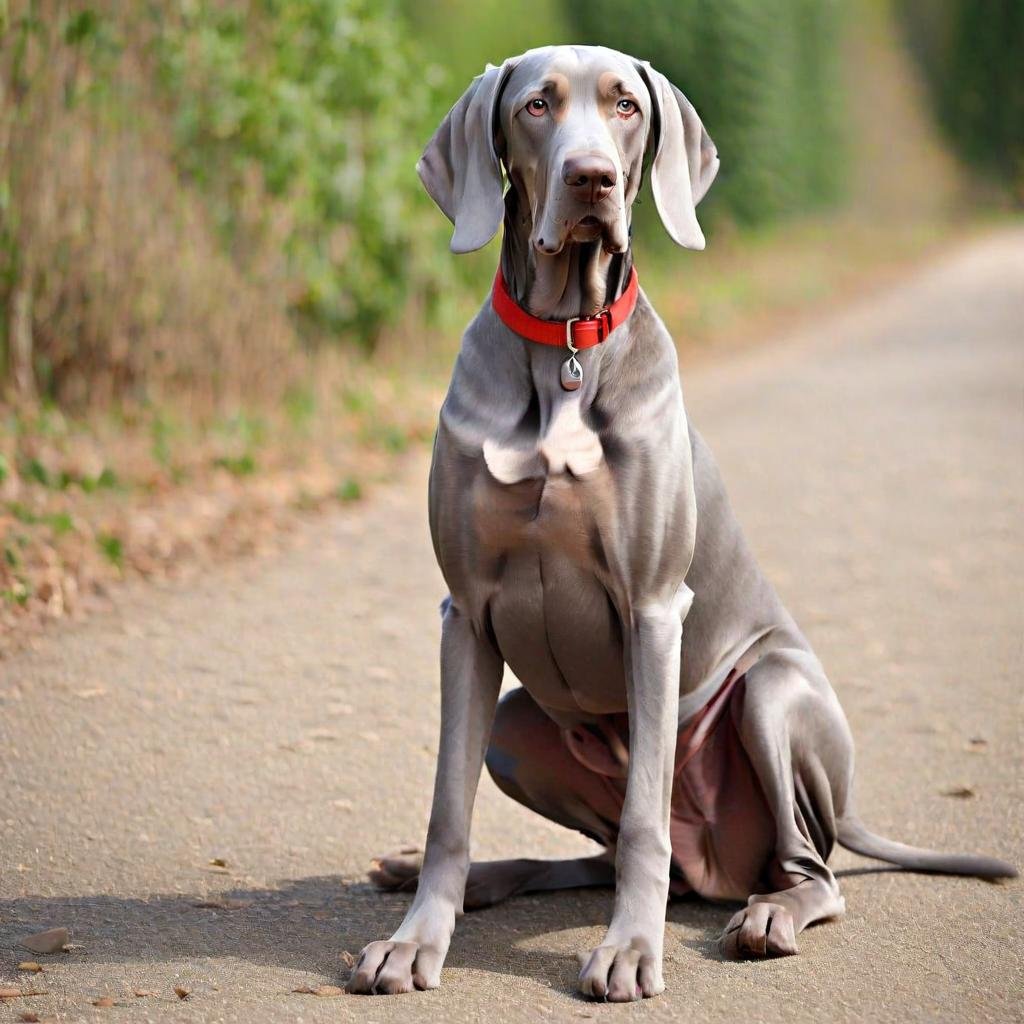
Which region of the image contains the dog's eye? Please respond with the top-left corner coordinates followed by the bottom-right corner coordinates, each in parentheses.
top-left (526, 98), bottom-right (548, 117)
top-left (616, 98), bottom-right (637, 117)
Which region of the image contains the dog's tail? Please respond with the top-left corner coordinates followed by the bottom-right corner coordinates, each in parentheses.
top-left (836, 816), bottom-right (1017, 879)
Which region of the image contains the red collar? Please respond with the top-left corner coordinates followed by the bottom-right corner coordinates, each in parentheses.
top-left (491, 266), bottom-right (639, 350)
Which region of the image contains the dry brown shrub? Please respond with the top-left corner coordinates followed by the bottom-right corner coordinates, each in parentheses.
top-left (1, 0), bottom-right (301, 413)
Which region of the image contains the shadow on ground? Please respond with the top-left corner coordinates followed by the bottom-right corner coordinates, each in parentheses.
top-left (0, 877), bottom-right (754, 992)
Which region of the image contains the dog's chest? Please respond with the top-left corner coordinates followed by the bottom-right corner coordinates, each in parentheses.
top-left (472, 396), bottom-right (614, 563)
top-left (482, 397), bottom-right (604, 483)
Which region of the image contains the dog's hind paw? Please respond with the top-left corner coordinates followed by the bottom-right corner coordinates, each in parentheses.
top-left (719, 902), bottom-right (798, 959)
top-left (368, 846), bottom-right (422, 892)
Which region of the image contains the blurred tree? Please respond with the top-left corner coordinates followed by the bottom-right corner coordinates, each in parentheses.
top-left (398, 0), bottom-right (571, 125)
top-left (0, 0), bottom-right (454, 404)
top-left (897, 0), bottom-right (1024, 200)
top-left (563, 0), bottom-right (847, 227)
top-left (155, 0), bottom-right (448, 346)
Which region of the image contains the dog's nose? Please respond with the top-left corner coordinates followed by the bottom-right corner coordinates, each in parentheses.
top-left (562, 154), bottom-right (617, 204)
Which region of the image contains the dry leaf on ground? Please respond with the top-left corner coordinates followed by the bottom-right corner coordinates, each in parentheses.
top-left (91, 996), bottom-right (116, 1007)
top-left (74, 687), bottom-right (107, 699)
top-left (192, 898), bottom-right (251, 911)
top-left (133, 989), bottom-right (157, 997)
top-left (174, 986), bottom-right (191, 1000)
top-left (292, 984), bottom-right (345, 997)
top-left (941, 785), bottom-right (976, 798)
top-left (20, 928), bottom-right (68, 954)
top-left (16, 963), bottom-right (43, 973)
top-left (339, 950), bottom-right (356, 968)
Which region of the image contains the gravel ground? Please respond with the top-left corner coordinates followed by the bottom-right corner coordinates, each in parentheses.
top-left (1, 228), bottom-right (1021, 1023)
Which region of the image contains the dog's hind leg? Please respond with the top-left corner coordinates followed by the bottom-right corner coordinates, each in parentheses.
top-left (718, 647), bottom-right (852, 959)
top-left (370, 686), bottom-right (620, 908)
top-left (371, 849), bottom-right (614, 909)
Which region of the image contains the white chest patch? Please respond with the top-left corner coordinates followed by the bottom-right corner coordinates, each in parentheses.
top-left (483, 398), bottom-right (604, 484)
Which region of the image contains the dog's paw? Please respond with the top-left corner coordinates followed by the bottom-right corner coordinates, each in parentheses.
top-left (718, 902), bottom-right (798, 959)
top-left (345, 939), bottom-right (441, 995)
top-left (368, 847), bottom-right (422, 891)
top-left (577, 943), bottom-right (664, 1002)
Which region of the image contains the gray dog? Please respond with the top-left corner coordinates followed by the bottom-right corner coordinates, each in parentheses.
top-left (347, 45), bottom-right (1016, 1002)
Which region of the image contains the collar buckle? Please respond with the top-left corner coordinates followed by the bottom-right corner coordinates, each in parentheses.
top-left (566, 307), bottom-right (613, 351)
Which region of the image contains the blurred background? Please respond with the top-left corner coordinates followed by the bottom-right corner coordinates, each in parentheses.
top-left (0, 0), bottom-right (1021, 647)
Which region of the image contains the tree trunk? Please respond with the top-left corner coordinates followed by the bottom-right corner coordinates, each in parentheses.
top-left (8, 275), bottom-right (36, 399)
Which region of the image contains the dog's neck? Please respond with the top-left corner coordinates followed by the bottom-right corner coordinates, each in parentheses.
top-left (499, 188), bottom-right (633, 321)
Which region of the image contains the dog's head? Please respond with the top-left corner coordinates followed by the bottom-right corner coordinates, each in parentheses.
top-left (418, 45), bottom-right (719, 255)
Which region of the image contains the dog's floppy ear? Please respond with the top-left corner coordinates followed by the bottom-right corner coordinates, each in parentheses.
top-left (637, 62), bottom-right (719, 250)
top-left (417, 60), bottom-right (518, 253)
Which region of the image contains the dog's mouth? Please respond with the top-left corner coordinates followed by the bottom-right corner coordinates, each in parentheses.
top-left (564, 214), bottom-right (628, 254)
top-left (533, 208), bottom-right (629, 256)
top-left (570, 215), bottom-right (605, 242)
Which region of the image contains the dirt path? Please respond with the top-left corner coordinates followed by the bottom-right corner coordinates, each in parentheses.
top-left (2, 228), bottom-right (1022, 1023)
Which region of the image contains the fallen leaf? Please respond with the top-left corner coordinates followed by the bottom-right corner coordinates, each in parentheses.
top-left (942, 785), bottom-right (976, 799)
top-left (174, 986), bottom-right (190, 1000)
top-left (92, 996), bottom-right (116, 1007)
top-left (0, 988), bottom-right (47, 1000)
top-left (208, 857), bottom-right (228, 867)
top-left (20, 928), bottom-right (68, 954)
top-left (292, 984), bottom-right (345, 997)
top-left (192, 898), bottom-right (251, 911)
top-left (966, 736), bottom-right (989, 752)
top-left (74, 687), bottom-right (107, 699)
top-left (307, 728), bottom-right (339, 742)
top-left (18, 1012), bottom-right (41, 1022)
top-left (133, 989), bottom-right (157, 997)
top-left (16, 963), bottom-right (43, 973)
top-left (339, 950), bottom-right (356, 968)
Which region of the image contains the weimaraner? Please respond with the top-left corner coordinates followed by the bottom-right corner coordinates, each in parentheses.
top-left (347, 44), bottom-right (1016, 1001)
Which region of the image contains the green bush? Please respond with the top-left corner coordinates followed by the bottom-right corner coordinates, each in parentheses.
top-left (154, 0), bottom-right (447, 346)
top-left (897, 0), bottom-right (1024, 198)
top-left (563, 0), bottom-right (846, 227)
top-left (0, 0), bottom-right (452, 408)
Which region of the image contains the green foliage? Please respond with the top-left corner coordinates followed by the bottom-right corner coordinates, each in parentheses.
top-left (16, 454), bottom-right (117, 492)
top-left (96, 532), bottom-right (123, 567)
top-left (335, 476), bottom-right (362, 502)
top-left (897, 0), bottom-right (1024, 197)
top-left (213, 453), bottom-right (257, 477)
top-left (283, 385), bottom-right (316, 429)
top-left (154, 0), bottom-right (447, 346)
top-left (2, 579), bottom-right (30, 606)
top-left (6, 502), bottom-right (74, 534)
top-left (563, 0), bottom-right (847, 226)
top-left (398, 0), bottom-right (571, 125)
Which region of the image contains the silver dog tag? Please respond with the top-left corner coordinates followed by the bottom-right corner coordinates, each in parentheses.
top-left (560, 354), bottom-right (583, 391)
top-left (562, 317), bottom-right (583, 391)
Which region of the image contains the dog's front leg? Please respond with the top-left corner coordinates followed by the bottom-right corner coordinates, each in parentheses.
top-left (578, 596), bottom-right (686, 1002)
top-left (348, 600), bottom-right (503, 995)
